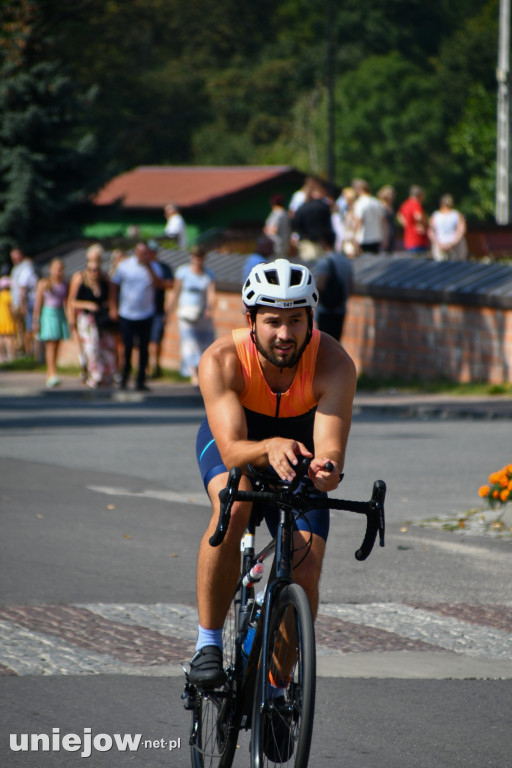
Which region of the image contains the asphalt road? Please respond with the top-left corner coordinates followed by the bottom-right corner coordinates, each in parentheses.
top-left (1, 385), bottom-right (512, 767)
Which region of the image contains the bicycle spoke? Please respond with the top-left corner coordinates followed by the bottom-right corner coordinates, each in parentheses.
top-left (189, 593), bottom-right (241, 768)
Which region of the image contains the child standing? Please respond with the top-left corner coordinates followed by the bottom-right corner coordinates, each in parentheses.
top-left (33, 259), bottom-right (70, 387)
top-left (0, 271), bottom-right (16, 362)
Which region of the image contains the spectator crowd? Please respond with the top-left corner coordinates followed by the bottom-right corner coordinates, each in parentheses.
top-left (0, 233), bottom-right (216, 391)
top-left (280, 176), bottom-right (467, 264)
top-left (0, 182), bottom-right (469, 384)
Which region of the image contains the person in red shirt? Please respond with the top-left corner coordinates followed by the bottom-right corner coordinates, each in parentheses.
top-left (397, 185), bottom-right (430, 253)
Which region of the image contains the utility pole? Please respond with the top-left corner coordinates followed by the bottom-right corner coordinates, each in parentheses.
top-left (327, 0), bottom-right (336, 190)
top-left (496, 0), bottom-right (512, 223)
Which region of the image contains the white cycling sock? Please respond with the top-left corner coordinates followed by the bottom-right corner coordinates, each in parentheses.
top-left (196, 625), bottom-right (223, 652)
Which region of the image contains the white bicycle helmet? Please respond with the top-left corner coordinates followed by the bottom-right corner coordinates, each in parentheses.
top-left (243, 259), bottom-right (318, 309)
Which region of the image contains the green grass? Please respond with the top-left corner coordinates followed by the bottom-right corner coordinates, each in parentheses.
top-left (0, 357), bottom-right (190, 383)
top-left (1, 358), bottom-right (511, 395)
top-left (356, 373), bottom-right (512, 397)
top-left (0, 356), bottom-right (45, 372)
top-left (0, 358), bottom-right (82, 376)
top-left (155, 368), bottom-right (190, 383)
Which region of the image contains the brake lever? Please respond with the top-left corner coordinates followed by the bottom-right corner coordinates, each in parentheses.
top-left (286, 456), bottom-right (312, 492)
top-left (354, 480), bottom-right (386, 561)
top-left (210, 466), bottom-right (241, 547)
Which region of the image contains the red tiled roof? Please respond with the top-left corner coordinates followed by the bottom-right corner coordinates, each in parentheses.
top-left (94, 166), bottom-right (300, 209)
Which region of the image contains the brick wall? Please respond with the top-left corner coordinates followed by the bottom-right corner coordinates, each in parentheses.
top-left (342, 296), bottom-right (512, 384)
top-left (58, 288), bottom-right (512, 385)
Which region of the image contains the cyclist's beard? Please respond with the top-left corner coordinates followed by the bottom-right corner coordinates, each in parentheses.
top-left (253, 328), bottom-right (310, 369)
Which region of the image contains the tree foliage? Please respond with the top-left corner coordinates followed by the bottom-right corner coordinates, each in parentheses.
top-left (0, 0), bottom-right (101, 255)
top-left (333, 54), bottom-right (446, 198)
top-left (0, 0), bottom-right (503, 254)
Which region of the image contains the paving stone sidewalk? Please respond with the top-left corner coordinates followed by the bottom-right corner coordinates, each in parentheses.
top-left (1, 601), bottom-right (511, 679)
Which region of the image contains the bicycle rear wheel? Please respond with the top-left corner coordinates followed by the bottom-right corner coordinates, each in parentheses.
top-left (190, 594), bottom-right (241, 768)
top-left (251, 583), bottom-right (315, 768)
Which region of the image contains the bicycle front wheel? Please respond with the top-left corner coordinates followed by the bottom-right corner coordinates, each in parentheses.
top-left (251, 583), bottom-right (316, 768)
top-left (190, 593), bottom-right (240, 768)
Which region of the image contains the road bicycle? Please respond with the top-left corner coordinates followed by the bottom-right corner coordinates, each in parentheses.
top-left (183, 457), bottom-right (386, 768)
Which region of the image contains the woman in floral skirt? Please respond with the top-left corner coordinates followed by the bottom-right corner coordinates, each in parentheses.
top-left (68, 244), bottom-right (117, 388)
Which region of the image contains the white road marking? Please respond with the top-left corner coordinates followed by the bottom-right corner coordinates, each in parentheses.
top-left (401, 534), bottom-right (512, 562)
top-left (87, 485), bottom-right (209, 507)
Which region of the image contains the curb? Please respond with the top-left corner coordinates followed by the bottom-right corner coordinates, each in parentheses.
top-left (1, 373), bottom-right (512, 419)
top-left (352, 401), bottom-right (512, 420)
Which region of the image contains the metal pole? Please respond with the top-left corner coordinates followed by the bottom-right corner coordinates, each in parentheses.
top-left (327, 0), bottom-right (336, 189)
top-left (496, 0), bottom-right (511, 224)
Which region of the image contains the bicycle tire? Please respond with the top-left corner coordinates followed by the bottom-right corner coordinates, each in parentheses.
top-left (190, 591), bottom-right (241, 768)
top-left (251, 583), bottom-right (316, 768)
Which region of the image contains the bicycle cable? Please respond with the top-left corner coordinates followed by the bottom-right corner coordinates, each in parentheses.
top-left (291, 510), bottom-right (314, 571)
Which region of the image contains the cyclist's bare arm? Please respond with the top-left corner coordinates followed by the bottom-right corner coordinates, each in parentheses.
top-left (309, 334), bottom-right (357, 493)
top-left (199, 337), bottom-right (312, 482)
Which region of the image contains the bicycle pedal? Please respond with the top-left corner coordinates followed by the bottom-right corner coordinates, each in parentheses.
top-left (182, 683), bottom-right (196, 710)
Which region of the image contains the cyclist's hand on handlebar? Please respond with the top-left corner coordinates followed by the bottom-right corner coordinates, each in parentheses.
top-left (266, 438), bottom-right (312, 483)
top-left (308, 457), bottom-right (341, 492)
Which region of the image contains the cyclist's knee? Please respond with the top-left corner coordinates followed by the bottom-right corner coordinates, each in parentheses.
top-left (293, 533), bottom-right (325, 582)
top-left (226, 499), bottom-right (251, 537)
top-left (227, 475), bottom-right (253, 536)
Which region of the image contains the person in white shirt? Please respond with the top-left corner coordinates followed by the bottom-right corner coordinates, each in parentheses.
top-left (352, 179), bottom-right (385, 254)
top-left (429, 195), bottom-right (467, 262)
top-left (110, 242), bottom-right (164, 391)
top-left (264, 194), bottom-right (291, 258)
top-left (164, 203), bottom-right (187, 249)
top-left (9, 248), bottom-right (38, 355)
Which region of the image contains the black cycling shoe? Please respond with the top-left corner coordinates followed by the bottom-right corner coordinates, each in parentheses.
top-left (263, 696), bottom-right (295, 763)
top-left (189, 645), bottom-right (226, 689)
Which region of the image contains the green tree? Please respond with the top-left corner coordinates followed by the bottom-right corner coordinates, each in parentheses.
top-left (53, 0), bottom-right (281, 173)
top-left (448, 84), bottom-right (496, 219)
top-left (0, 0), bottom-right (100, 256)
top-left (192, 57), bottom-right (300, 164)
top-left (274, 1), bottom-right (498, 214)
top-left (328, 53), bottom-right (445, 200)
top-left (0, 0), bottom-right (500, 251)
top-left (435, 0), bottom-right (499, 218)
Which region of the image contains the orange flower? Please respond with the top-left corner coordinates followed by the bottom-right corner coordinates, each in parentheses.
top-left (479, 464), bottom-right (512, 506)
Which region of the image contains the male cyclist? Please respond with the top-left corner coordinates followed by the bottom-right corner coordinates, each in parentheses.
top-left (190, 258), bottom-right (356, 689)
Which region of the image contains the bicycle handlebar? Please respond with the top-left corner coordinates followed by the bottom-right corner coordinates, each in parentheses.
top-left (210, 459), bottom-right (386, 561)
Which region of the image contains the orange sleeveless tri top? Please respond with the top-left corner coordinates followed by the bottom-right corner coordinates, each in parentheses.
top-left (232, 328), bottom-right (320, 450)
